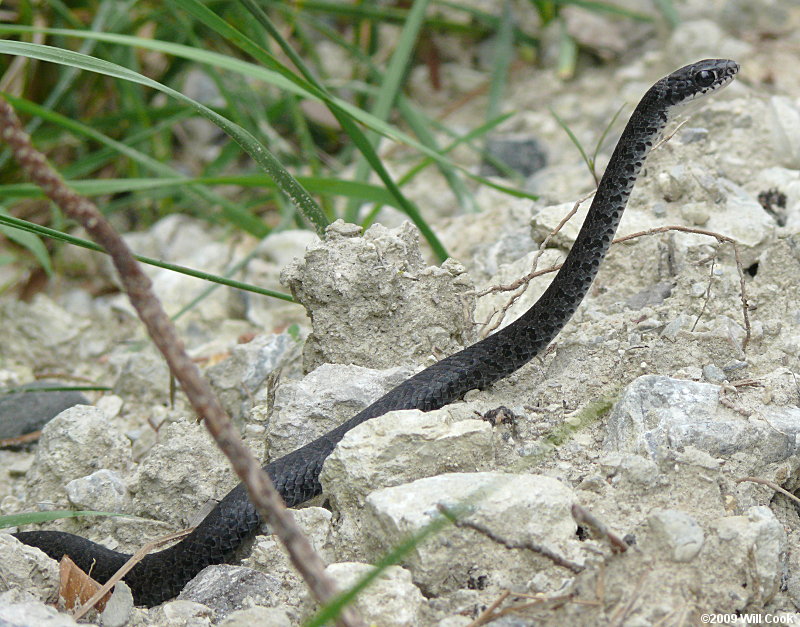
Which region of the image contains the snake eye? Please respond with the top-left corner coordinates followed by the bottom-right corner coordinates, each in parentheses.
top-left (694, 69), bottom-right (717, 87)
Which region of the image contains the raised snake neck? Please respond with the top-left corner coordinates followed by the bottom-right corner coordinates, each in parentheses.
top-left (14, 59), bottom-right (739, 607)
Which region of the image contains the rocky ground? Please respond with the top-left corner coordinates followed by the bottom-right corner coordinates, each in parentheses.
top-left (3, 2), bottom-right (800, 626)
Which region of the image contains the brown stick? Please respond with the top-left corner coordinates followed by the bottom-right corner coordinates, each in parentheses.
top-left (0, 97), bottom-right (362, 627)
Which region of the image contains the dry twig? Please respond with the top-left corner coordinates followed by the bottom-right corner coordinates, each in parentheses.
top-left (478, 190), bottom-right (595, 337)
top-left (437, 504), bottom-right (583, 573)
top-left (571, 504), bottom-right (629, 554)
top-left (479, 223), bottom-right (751, 351)
top-left (0, 97), bottom-right (362, 627)
top-left (736, 477), bottom-right (800, 506)
top-left (73, 529), bottom-right (193, 620)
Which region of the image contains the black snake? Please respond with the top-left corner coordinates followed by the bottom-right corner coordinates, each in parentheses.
top-left (13, 59), bottom-right (739, 607)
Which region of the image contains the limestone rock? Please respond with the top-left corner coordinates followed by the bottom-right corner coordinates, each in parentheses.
top-left (260, 363), bottom-right (413, 459)
top-left (100, 580), bottom-right (133, 627)
top-left (131, 418), bottom-right (235, 525)
top-left (282, 220), bottom-right (476, 371)
top-left (604, 375), bottom-right (800, 465)
top-left (318, 563), bottom-right (425, 627)
top-left (0, 590), bottom-right (80, 626)
top-left (65, 469), bottom-right (128, 513)
top-left (217, 607), bottom-right (291, 627)
top-left (24, 406), bottom-right (132, 507)
top-left (321, 408), bottom-right (495, 513)
top-left (206, 333), bottom-right (297, 425)
top-left (157, 600), bottom-right (214, 626)
top-left (647, 509), bottom-right (705, 562)
top-left (0, 535), bottom-right (60, 604)
top-left (178, 565), bottom-right (283, 621)
top-left (364, 472), bottom-right (578, 595)
top-left (242, 507), bottom-right (333, 613)
top-left (707, 506), bottom-right (787, 604)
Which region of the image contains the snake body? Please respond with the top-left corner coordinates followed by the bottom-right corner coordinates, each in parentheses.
top-left (14, 59), bottom-right (739, 607)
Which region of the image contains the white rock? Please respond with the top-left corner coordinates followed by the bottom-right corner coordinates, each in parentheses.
top-left (160, 599), bottom-right (214, 625)
top-left (206, 333), bottom-right (297, 424)
top-left (178, 565), bottom-right (283, 620)
top-left (364, 472), bottom-right (577, 595)
top-left (767, 96), bottom-right (800, 170)
top-left (65, 469), bottom-right (128, 512)
top-left (322, 408), bottom-right (495, 512)
top-left (116, 215), bottom-right (233, 321)
top-left (282, 220), bottom-right (476, 371)
top-left (0, 296), bottom-right (90, 364)
top-left (0, 535), bottom-right (60, 603)
top-left (647, 509), bottom-right (705, 562)
top-left (109, 351), bottom-right (170, 402)
top-left (131, 418), bottom-right (234, 525)
top-left (604, 375), bottom-right (800, 464)
top-left (256, 229), bottom-right (319, 267)
top-left (710, 506), bottom-right (787, 603)
top-left (262, 363), bottom-right (413, 459)
top-left (321, 563), bottom-right (425, 627)
top-left (100, 580), bottom-right (133, 627)
top-left (0, 590), bottom-right (80, 626)
top-left (242, 507), bottom-right (334, 612)
top-left (665, 20), bottom-right (752, 66)
top-left (217, 607), bottom-right (292, 627)
top-left (25, 406), bottom-right (132, 507)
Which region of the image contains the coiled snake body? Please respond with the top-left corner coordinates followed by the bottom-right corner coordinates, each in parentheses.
top-left (14, 59), bottom-right (739, 606)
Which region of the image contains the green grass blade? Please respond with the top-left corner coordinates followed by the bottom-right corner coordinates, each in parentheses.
top-left (0, 214), bottom-right (52, 276)
top-left (306, 512), bottom-right (453, 627)
top-left (396, 99), bottom-right (478, 213)
top-left (486, 1), bottom-right (515, 125)
top-left (0, 214), bottom-right (295, 303)
top-left (0, 510), bottom-right (134, 528)
top-left (235, 0), bottom-right (448, 259)
top-left (0, 25), bottom-right (517, 202)
top-left (5, 94), bottom-right (273, 236)
top-left (652, 0), bottom-right (680, 27)
top-left (0, 40), bottom-right (328, 235)
top-left (0, 175), bottom-right (399, 208)
top-left (344, 0), bottom-right (431, 221)
top-left (591, 102), bottom-right (626, 170)
top-left (550, 105), bottom-right (596, 183)
top-left (556, 18), bottom-right (578, 80)
top-left (294, 14), bottom-right (480, 215)
top-left (0, 0), bottom-right (126, 169)
top-left (2, 385), bottom-right (110, 394)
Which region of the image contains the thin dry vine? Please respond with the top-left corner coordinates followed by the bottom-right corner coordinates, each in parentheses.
top-left (479, 222), bottom-right (751, 351)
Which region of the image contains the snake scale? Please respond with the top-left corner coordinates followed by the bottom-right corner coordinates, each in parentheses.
top-left (13, 59), bottom-right (739, 607)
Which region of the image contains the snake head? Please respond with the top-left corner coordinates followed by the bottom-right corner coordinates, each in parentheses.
top-left (660, 58), bottom-right (740, 108)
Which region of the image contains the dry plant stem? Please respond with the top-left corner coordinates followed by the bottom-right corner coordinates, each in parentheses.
top-left (436, 504), bottom-right (583, 573)
top-left (736, 477), bottom-right (800, 506)
top-left (73, 529), bottom-right (193, 620)
top-left (610, 571), bottom-right (648, 627)
top-left (467, 591), bottom-right (587, 627)
top-left (465, 590), bottom-right (511, 627)
top-left (480, 223), bottom-right (751, 350)
top-left (614, 226), bottom-right (751, 350)
top-left (571, 504), bottom-right (628, 554)
top-left (691, 256), bottom-right (716, 332)
top-left (478, 190), bottom-right (595, 338)
top-left (0, 97), bottom-right (361, 627)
